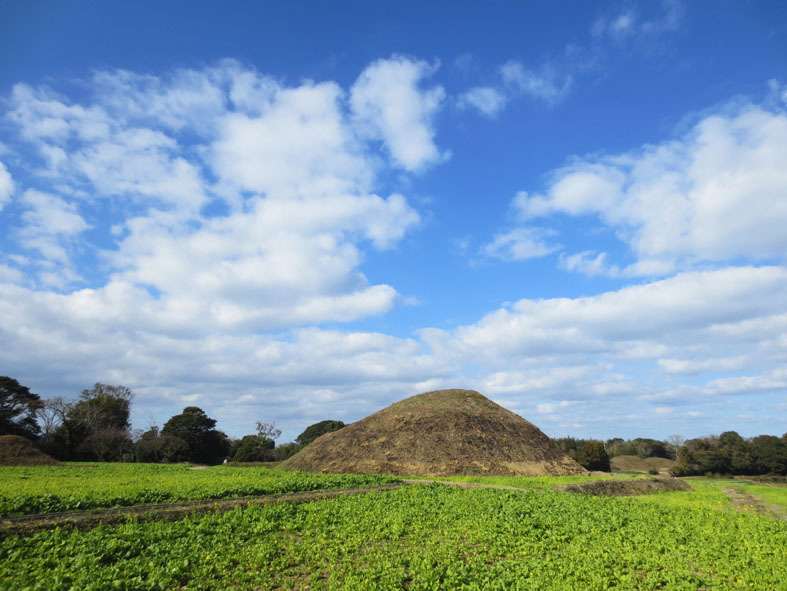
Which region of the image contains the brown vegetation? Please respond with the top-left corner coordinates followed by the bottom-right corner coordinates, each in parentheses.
top-left (554, 477), bottom-right (691, 496)
top-left (283, 389), bottom-right (586, 477)
top-left (611, 455), bottom-right (677, 474)
top-left (0, 435), bottom-right (60, 466)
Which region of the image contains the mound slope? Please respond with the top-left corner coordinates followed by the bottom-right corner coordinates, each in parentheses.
top-left (0, 435), bottom-right (60, 466)
top-left (284, 389), bottom-right (586, 477)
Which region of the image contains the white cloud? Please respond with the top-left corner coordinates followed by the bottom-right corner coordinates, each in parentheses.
top-left (514, 102), bottom-right (787, 274)
top-left (422, 266), bottom-right (787, 364)
top-left (658, 356), bottom-right (748, 375)
top-left (483, 227), bottom-right (559, 261)
top-left (8, 84), bottom-right (209, 215)
top-left (459, 59), bottom-right (572, 118)
top-left (351, 55), bottom-right (447, 171)
top-left (212, 81), bottom-right (372, 200)
top-left (4, 60), bottom-right (423, 322)
top-left (500, 60), bottom-right (573, 103)
top-left (458, 86), bottom-right (508, 117)
top-left (592, 0), bottom-right (683, 42)
top-left (704, 370), bottom-right (787, 397)
top-left (18, 190), bottom-right (90, 273)
top-left (0, 161), bottom-right (13, 210)
top-left (559, 251), bottom-right (614, 276)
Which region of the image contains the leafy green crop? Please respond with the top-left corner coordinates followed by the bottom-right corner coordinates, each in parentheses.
top-left (0, 463), bottom-right (399, 516)
top-left (2, 484), bottom-right (785, 590)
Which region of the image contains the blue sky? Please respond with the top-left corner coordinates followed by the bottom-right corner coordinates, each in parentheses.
top-left (1, 0), bottom-right (786, 443)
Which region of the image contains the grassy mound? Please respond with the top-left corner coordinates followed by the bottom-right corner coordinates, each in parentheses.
top-left (284, 389), bottom-right (586, 477)
top-left (0, 435), bottom-right (60, 466)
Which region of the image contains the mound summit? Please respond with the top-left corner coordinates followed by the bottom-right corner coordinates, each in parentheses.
top-left (284, 389), bottom-right (586, 477)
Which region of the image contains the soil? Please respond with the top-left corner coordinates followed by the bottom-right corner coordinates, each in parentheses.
top-left (553, 477), bottom-right (692, 496)
top-left (0, 483), bottom-right (404, 539)
top-left (283, 389), bottom-right (585, 477)
top-left (721, 485), bottom-right (786, 520)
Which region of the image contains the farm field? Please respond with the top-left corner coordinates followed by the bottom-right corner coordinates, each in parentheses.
top-left (1, 482), bottom-right (786, 590)
top-left (0, 463), bottom-right (399, 516)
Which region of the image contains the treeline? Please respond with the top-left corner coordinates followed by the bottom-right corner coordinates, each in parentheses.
top-left (555, 433), bottom-right (787, 477)
top-left (4, 376), bottom-right (786, 474)
top-left (672, 432), bottom-right (787, 477)
top-left (0, 377), bottom-right (345, 465)
top-left (553, 436), bottom-right (678, 472)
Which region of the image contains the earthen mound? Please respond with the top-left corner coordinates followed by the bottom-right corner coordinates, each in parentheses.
top-left (0, 435), bottom-right (60, 466)
top-left (611, 455), bottom-right (677, 474)
top-left (554, 477), bottom-right (691, 496)
top-left (284, 389), bottom-right (586, 477)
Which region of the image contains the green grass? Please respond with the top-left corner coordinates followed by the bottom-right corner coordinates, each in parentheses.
top-left (0, 463), bottom-right (399, 516)
top-left (1, 484), bottom-right (785, 590)
top-left (630, 479), bottom-right (733, 511)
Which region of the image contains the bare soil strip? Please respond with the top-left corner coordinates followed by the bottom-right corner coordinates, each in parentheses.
top-left (721, 485), bottom-right (786, 520)
top-left (405, 477), bottom-right (692, 496)
top-left (0, 483), bottom-right (403, 539)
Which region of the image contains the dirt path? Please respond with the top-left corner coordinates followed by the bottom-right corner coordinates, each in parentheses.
top-left (0, 483), bottom-right (403, 539)
top-left (403, 479), bottom-right (536, 492)
top-left (721, 485), bottom-right (786, 520)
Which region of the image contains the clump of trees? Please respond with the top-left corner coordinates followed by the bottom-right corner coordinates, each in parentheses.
top-left (160, 406), bottom-right (231, 465)
top-left (604, 437), bottom-right (675, 460)
top-left (554, 437), bottom-right (611, 471)
top-left (0, 376), bottom-right (43, 440)
top-left (671, 431), bottom-right (787, 477)
top-left (228, 421), bottom-right (280, 462)
top-left (295, 420), bottom-right (345, 446)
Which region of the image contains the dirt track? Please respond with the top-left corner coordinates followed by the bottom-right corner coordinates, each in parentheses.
top-left (721, 485), bottom-right (786, 520)
top-left (0, 483), bottom-right (403, 539)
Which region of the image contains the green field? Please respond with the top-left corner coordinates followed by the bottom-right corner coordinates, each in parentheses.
top-left (2, 483), bottom-right (786, 590)
top-left (0, 463), bottom-right (399, 516)
top-left (1, 466), bottom-right (786, 590)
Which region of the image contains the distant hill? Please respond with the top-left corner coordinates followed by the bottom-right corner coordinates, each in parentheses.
top-left (284, 389), bottom-right (586, 477)
top-left (0, 435), bottom-right (60, 466)
top-left (610, 455), bottom-right (676, 474)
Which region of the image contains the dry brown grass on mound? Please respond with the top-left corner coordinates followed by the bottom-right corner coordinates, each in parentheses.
top-left (611, 455), bottom-right (677, 474)
top-left (0, 435), bottom-right (60, 466)
top-left (284, 389), bottom-right (586, 477)
top-left (554, 477), bottom-right (691, 496)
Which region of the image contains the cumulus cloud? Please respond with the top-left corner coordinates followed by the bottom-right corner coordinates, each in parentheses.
top-left (212, 81), bottom-right (372, 200)
top-left (350, 55), bottom-right (447, 171)
top-left (422, 266), bottom-right (787, 370)
top-left (513, 101), bottom-right (787, 275)
top-left (3, 60), bottom-right (425, 327)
